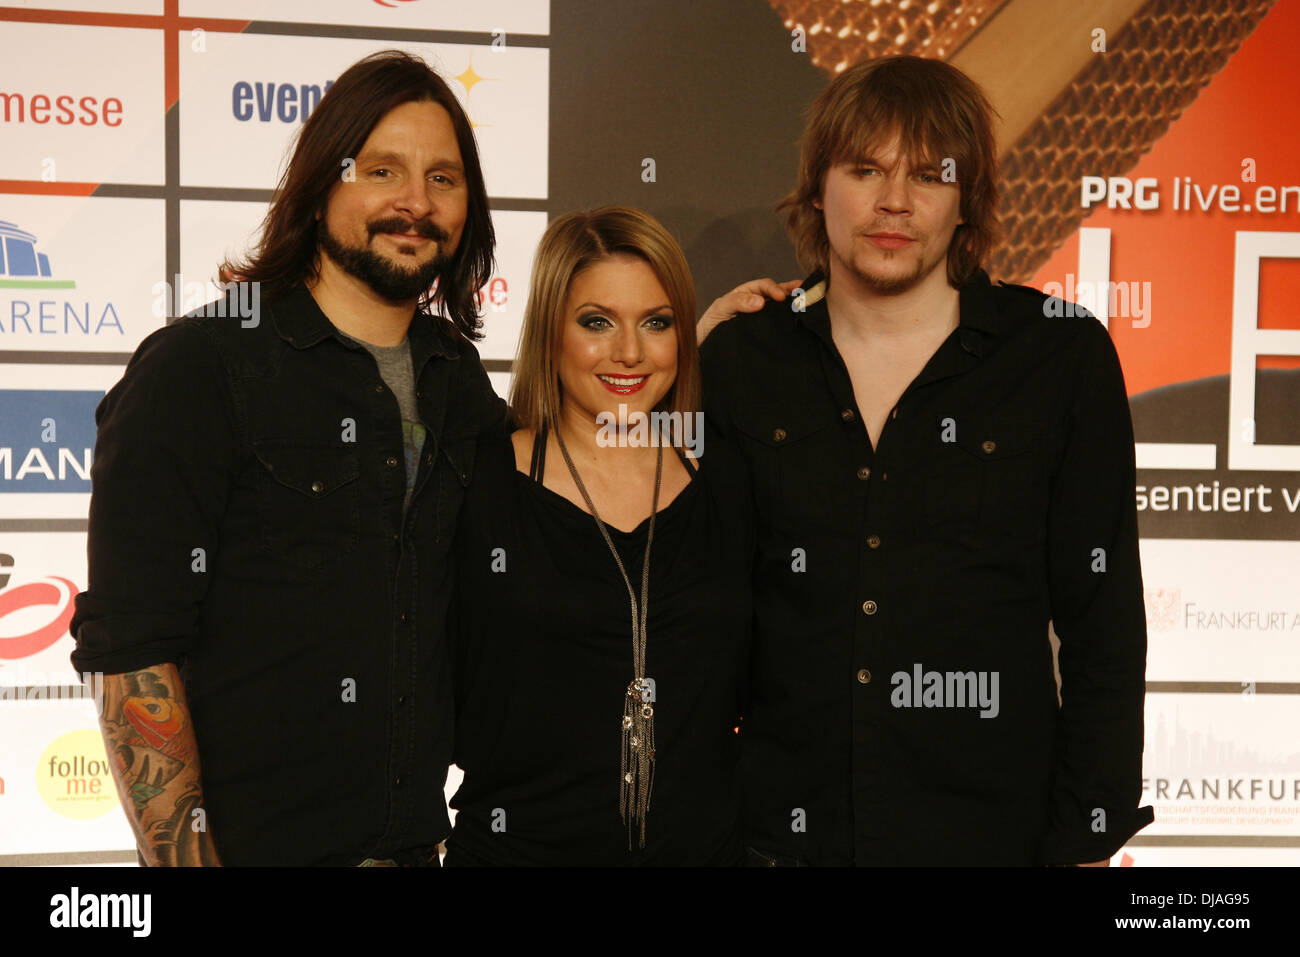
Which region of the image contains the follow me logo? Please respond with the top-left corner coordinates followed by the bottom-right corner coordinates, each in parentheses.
top-left (0, 390), bottom-right (101, 492)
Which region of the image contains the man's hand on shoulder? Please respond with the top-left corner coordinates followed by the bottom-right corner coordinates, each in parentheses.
top-left (697, 277), bottom-right (801, 343)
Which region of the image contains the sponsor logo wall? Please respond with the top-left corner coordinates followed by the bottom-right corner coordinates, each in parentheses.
top-left (1025, 0), bottom-right (1300, 863)
top-left (0, 0), bottom-right (548, 865)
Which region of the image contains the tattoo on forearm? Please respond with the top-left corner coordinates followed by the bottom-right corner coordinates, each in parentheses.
top-left (101, 667), bottom-right (219, 866)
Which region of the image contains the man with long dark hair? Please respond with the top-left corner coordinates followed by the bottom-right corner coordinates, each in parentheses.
top-left (701, 56), bottom-right (1153, 865)
top-left (71, 51), bottom-right (507, 866)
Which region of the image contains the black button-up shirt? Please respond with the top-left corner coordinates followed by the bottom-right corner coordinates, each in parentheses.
top-left (700, 270), bottom-right (1153, 866)
top-left (71, 282), bottom-right (507, 865)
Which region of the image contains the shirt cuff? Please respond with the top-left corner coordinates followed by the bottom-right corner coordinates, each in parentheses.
top-left (1040, 804), bottom-right (1155, 865)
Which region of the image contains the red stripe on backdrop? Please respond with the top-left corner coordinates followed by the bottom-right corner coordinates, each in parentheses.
top-left (0, 181), bottom-right (99, 196)
top-left (0, 4), bottom-right (249, 34)
top-left (0, 2), bottom-right (254, 145)
top-left (0, 2), bottom-right (252, 111)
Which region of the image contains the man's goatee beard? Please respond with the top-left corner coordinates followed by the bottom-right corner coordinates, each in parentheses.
top-left (854, 261), bottom-right (926, 294)
top-left (318, 224), bottom-right (451, 302)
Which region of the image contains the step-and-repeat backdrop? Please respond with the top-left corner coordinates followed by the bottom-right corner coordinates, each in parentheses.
top-left (1, 0), bottom-right (1297, 866)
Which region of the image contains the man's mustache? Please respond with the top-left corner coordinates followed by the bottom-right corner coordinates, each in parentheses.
top-left (860, 225), bottom-right (919, 239)
top-left (368, 217), bottom-right (448, 242)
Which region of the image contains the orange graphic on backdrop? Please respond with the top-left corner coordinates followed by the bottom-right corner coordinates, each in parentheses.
top-left (1030, 1), bottom-right (1300, 396)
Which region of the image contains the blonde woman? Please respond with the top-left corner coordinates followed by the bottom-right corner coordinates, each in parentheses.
top-left (446, 207), bottom-right (752, 865)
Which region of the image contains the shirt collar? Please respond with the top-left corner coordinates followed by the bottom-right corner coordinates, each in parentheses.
top-left (794, 267), bottom-right (1013, 357)
top-left (267, 281), bottom-right (459, 360)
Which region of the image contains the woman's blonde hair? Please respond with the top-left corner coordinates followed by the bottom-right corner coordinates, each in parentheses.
top-left (510, 206), bottom-right (700, 433)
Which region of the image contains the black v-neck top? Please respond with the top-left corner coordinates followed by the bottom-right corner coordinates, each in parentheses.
top-left (446, 426), bottom-right (753, 865)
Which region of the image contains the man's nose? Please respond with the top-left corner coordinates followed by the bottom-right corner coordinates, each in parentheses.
top-left (876, 171), bottom-right (912, 214)
top-left (394, 175), bottom-right (433, 221)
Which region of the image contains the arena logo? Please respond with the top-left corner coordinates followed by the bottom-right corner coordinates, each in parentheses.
top-left (231, 80), bottom-right (334, 124)
top-left (0, 220), bottom-right (123, 337)
top-left (0, 557), bottom-right (79, 660)
top-left (0, 390), bottom-right (101, 492)
top-left (0, 220), bottom-right (72, 290)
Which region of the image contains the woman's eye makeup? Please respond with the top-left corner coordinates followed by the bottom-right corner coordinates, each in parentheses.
top-left (577, 312), bottom-right (676, 335)
top-left (575, 311), bottom-right (674, 330)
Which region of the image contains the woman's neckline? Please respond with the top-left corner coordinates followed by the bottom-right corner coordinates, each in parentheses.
top-left (516, 467), bottom-right (698, 536)
top-left (511, 428), bottom-right (699, 536)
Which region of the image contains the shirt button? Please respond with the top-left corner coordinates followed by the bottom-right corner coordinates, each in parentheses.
top-left (772, 428), bottom-right (787, 443)
top-left (399, 613), bottom-right (408, 624)
top-left (375, 383), bottom-right (385, 393)
top-left (841, 409), bottom-right (855, 422)
top-left (397, 695), bottom-right (406, 705)
top-left (386, 456), bottom-right (399, 468)
top-left (981, 440), bottom-right (997, 454)
top-left (856, 668), bottom-right (872, 684)
top-left (856, 466), bottom-right (871, 480)
top-left (867, 534), bottom-right (881, 549)
top-left (862, 600), bottom-right (878, 615)
top-left (310, 480), bottom-right (324, 493)
top-left (392, 533), bottom-right (400, 543)
top-left (394, 777), bottom-right (402, 787)
top-left (424, 452), bottom-right (433, 465)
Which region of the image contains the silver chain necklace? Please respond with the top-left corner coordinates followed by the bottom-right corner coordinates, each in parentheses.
top-left (554, 425), bottom-right (663, 849)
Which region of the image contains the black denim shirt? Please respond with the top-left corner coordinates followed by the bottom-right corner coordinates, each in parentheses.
top-left (700, 270), bottom-right (1154, 866)
top-left (71, 282), bottom-right (507, 865)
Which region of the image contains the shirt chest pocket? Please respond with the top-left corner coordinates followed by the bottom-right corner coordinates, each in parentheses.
top-left (433, 432), bottom-right (477, 544)
top-left (252, 441), bottom-right (362, 573)
top-left (732, 405), bottom-right (843, 532)
top-left (921, 417), bottom-right (1046, 546)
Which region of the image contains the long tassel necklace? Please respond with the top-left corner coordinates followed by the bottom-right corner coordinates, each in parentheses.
top-left (554, 425), bottom-right (663, 850)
